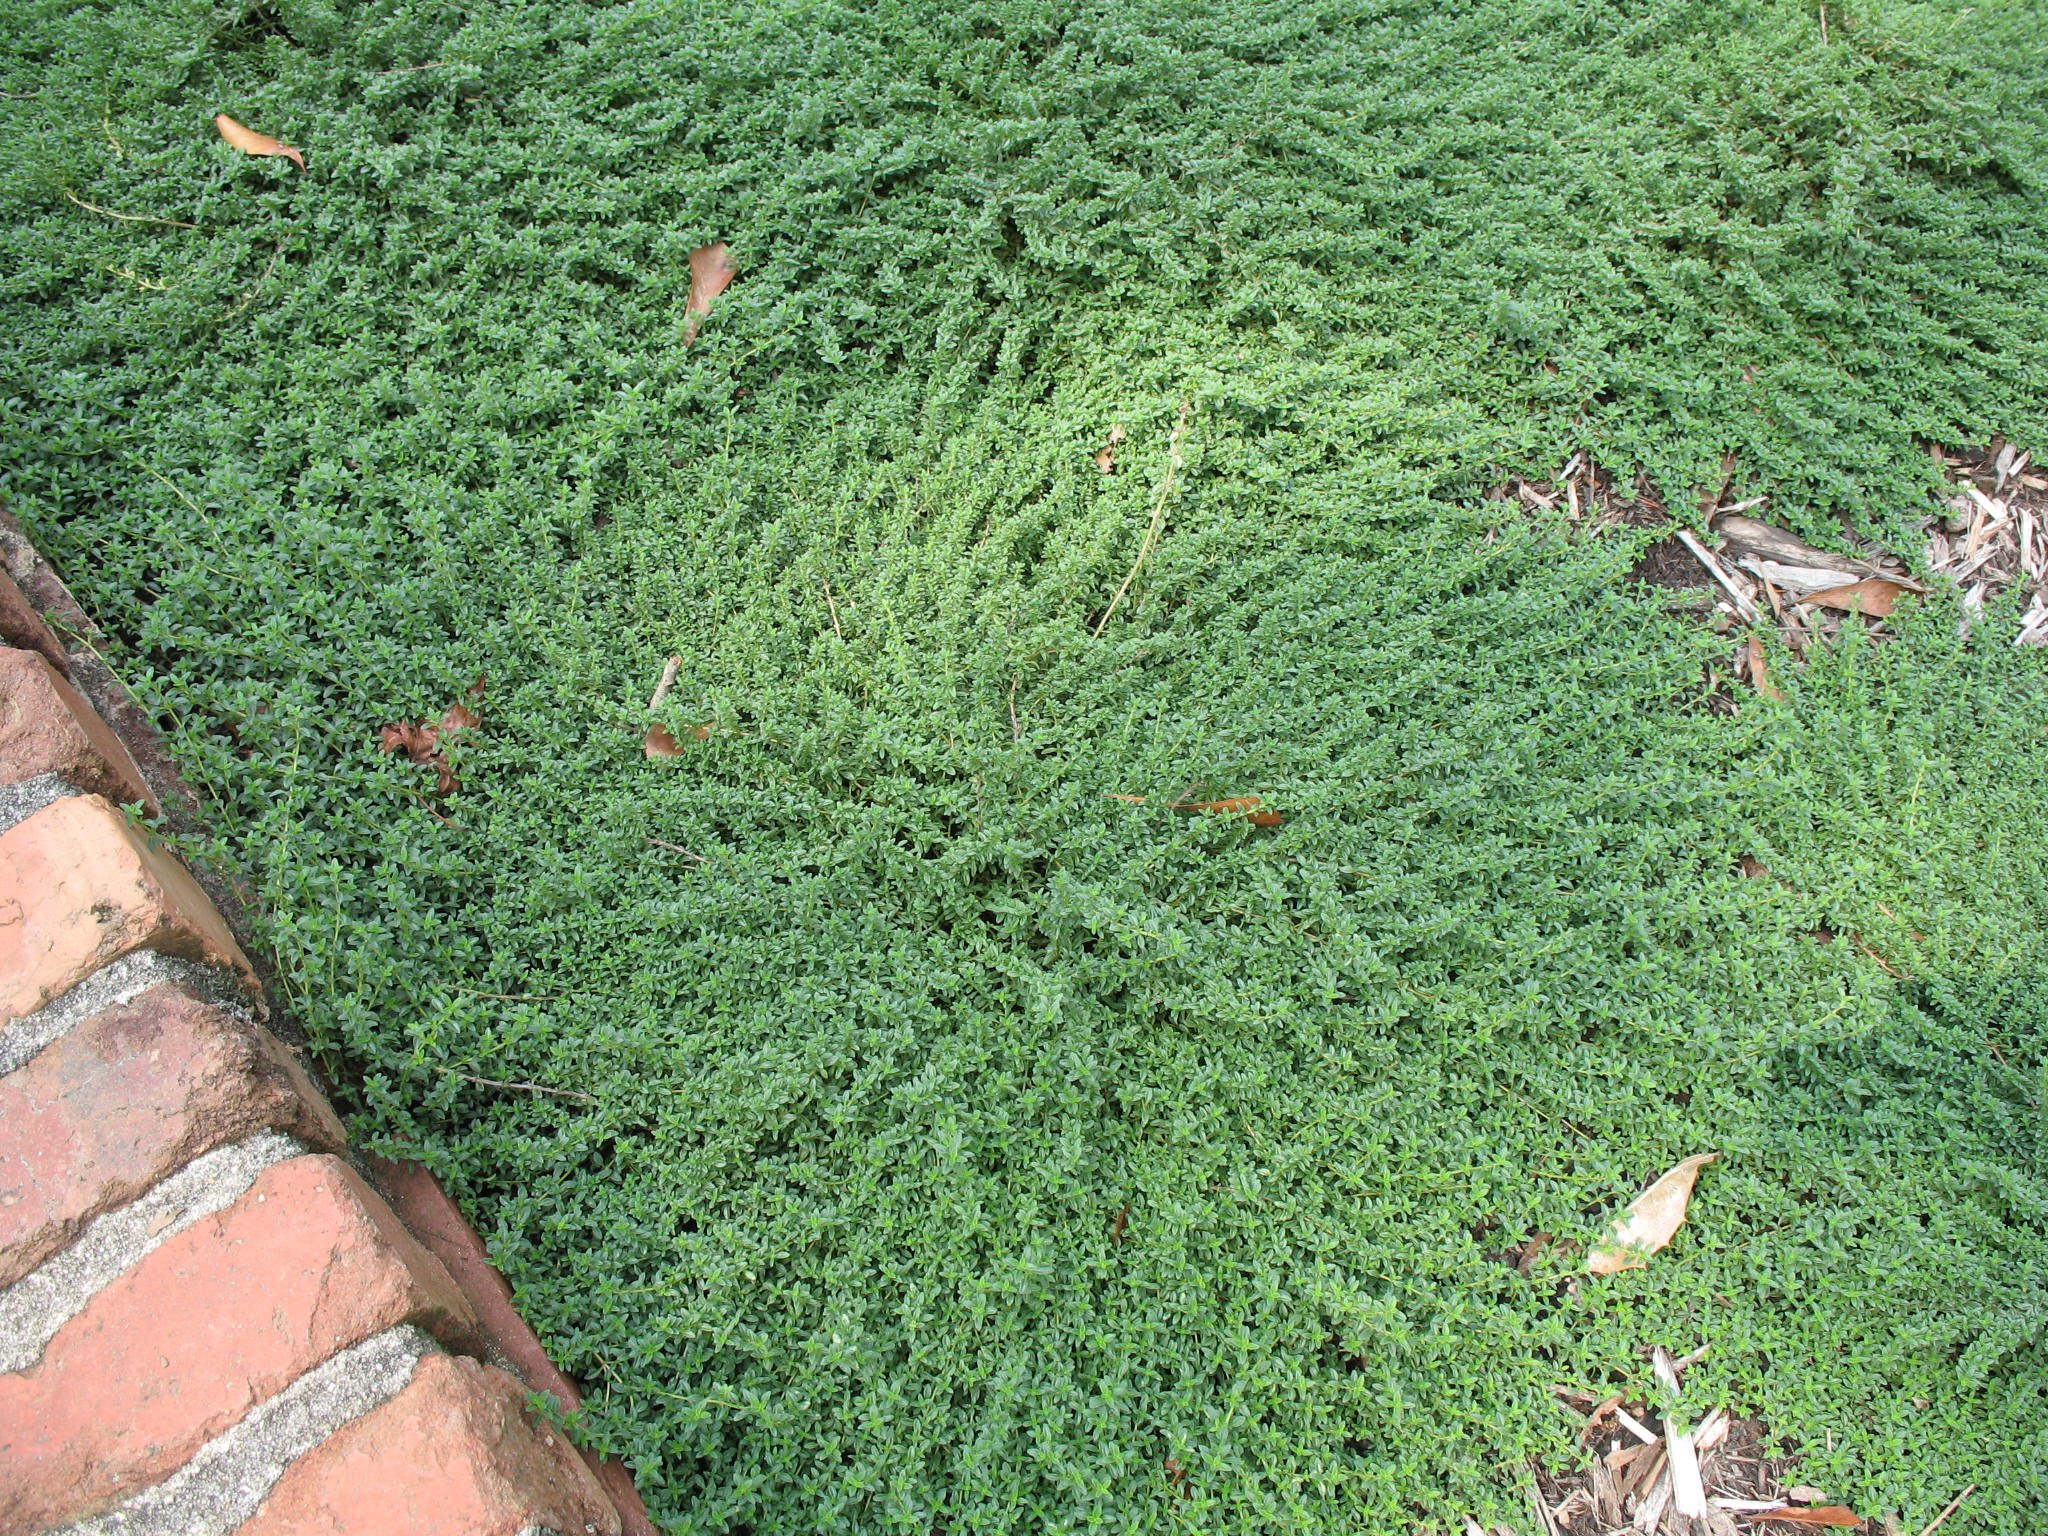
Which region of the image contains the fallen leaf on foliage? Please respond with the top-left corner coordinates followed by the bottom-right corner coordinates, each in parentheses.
top-left (378, 676), bottom-right (484, 795)
top-left (683, 242), bottom-right (736, 343)
top-left (1804, 578), bottom-right (1907, 617)
top-left (1745, 637), bottom-right (1783, 700)
top-left (1738, 1508), bottom-right (1860, 1527)
top-left (645, 721), bottom-right (712, 758)
top-left (1786, 1487), bottom-right (1828, 1505)
top-left (1096, 423), bottom-right (1127, 474)
top-left (1104, 793), bottom-right (1281, 826)
top-left (215, 113), bottom-right (304, 169)
top-left (1588, 1152), bottom-right (1718, 1274)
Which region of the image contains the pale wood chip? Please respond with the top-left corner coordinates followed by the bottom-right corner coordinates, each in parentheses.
top-left (1693, 1407), bottom-right (1730, 1453)
top-left (1677, 530), bottom-right (1762, 623)
top-left (1608, 1441), bottom-right (1656, 1472)
top-left (1632, 1466), bottom-right (1673, 1533)
top-left (1615, 1407), bottom-right (1660, 1444)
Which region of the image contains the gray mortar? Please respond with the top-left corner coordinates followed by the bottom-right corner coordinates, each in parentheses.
top-left (53, 1325), bottom-right (436, 1536)
top-left (0, 1131), bottom-right (303, 1373)
top-left (0, 770), bottom-right (72, 835)
top-left (0, 950), bottom-right (246, 1078)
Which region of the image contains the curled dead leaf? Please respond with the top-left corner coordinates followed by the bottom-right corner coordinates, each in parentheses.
top-left (683, 242), bottom-right (736, 343)
top-left (215, 113), bottom-right (304, 169)
top-left (1588, 1152), bottom-right (1718, 1274)
top-left (1803, 577), bottom-right (1906, 617)
top-left (379, 721), bottom-right (433, 759)
top-left (1095, 423), bottom-right (1127, 474)
top-left (377, 675), bottom-right (484, 795)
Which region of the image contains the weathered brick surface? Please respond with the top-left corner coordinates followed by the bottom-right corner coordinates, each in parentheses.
top-left (0, 1154), bottom-right (483, 1534)
top-left (235, 1350), bottom-right (624, 1536)
top-left (0, 794), bottom-right (254, 1021)
top-left (367, 1152), bottom-right (658, 1536)
top-left (0, 647), bottom-right (155, 811)
top-left (0, 570), bottom-right (70, 676)
top-left (0, 981), bottom-right (346, 1289)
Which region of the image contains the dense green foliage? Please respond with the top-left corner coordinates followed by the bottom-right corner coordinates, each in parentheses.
top-left (5, 0), bottom-right (2048, 1527)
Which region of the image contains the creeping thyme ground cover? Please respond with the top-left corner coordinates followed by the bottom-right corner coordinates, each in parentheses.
top-left (5, 0), bottom-right (2048, 1526)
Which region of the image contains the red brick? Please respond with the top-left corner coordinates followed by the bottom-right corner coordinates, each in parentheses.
top-left (365, 1153), bottom-right (658, 1536)
top-left (0, 648), bottom-right (154, 811)
top-left (0, 982), bottom-right (347, 1289)
top-left (0, 794), bottom-right (253, 1022)
top-left (0, 1154), bottom-right (483, 1533)
top-left (0, 569), bottom-right (70, 677)
top-left (235, 1351), bottom-right (623, 1536)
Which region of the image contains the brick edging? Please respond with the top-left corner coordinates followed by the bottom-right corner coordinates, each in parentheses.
top-left (0, 516), bottom-right (657, 1535)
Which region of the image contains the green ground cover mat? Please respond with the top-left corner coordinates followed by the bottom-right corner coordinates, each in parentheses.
top-left (3, 0), bottom-right (2047, 1527)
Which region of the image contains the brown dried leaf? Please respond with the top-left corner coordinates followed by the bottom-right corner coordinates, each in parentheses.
top-left (1174, 795), bottom-right (1283, 827)
top-left (1745, 638), bottom-right (1783, 700)
top-left (1580, 1393), bottom-right (1625, 1441)
top-left (1803, 578), bottom-right (1907, 617)
top-left (1738, 1508), bottom-right (1859, 1527)
top-left (379, 720), bottom-right (436, 761)
top-left (378, 678), bottom-right (484, 794)
top-left (645, 720), bottom-right (712, 758)
top-left (1512, 1231), bottom-right (1554, 1275)
top-left (684, 242), bottom-right (736, 343)
top-left (1588, 1153), bottom-right (1719, 1274)
top-left (1096, 423), bottom-right (1127, 474)
top-left (215, 113), bottom-right (304, 169)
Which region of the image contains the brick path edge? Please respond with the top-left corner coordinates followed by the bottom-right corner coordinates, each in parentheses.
top-left (0, 509), bottom-right (652, 1534)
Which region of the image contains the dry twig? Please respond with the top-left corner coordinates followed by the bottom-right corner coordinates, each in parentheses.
top-left (438, 1068), bottom-right (597, 1104)
top-left (1917, 1485), bottom-right (1975, 1536)
top-left (63, 188), bottom-right (197, 228)
top-left (1094, 398), bottom-right (1193, 637)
